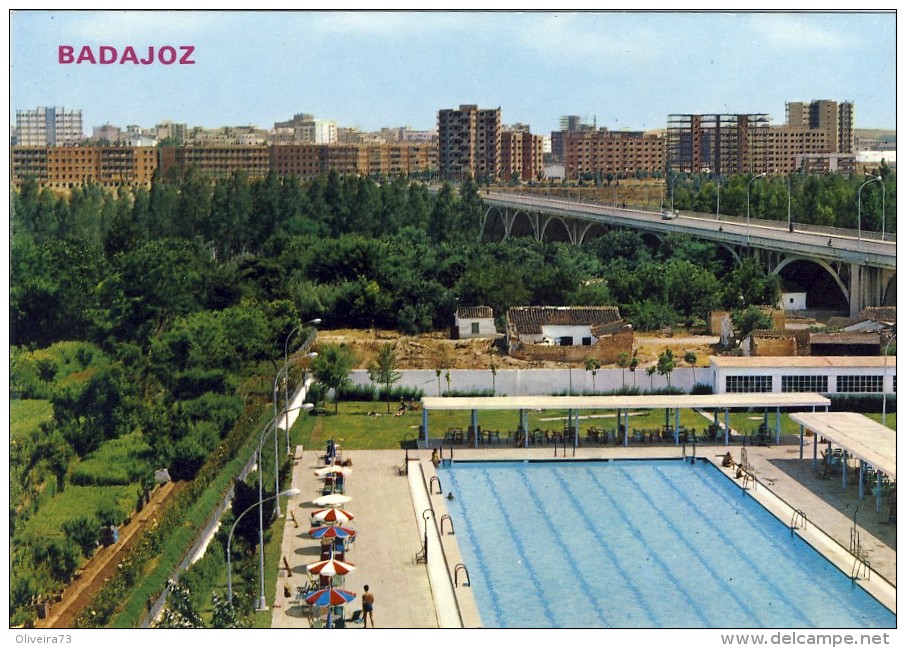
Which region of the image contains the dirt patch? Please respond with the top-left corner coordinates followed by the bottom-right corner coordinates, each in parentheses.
top-left (35, 480), bottom-right (184, 629)
top-left (313, 329), bottom-right (718, 371)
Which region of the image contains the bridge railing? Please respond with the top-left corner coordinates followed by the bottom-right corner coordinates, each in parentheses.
top-left (490, 191), bottom-right (896, 243)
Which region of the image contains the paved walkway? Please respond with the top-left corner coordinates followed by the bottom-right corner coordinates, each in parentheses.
top-left (272, 446), bottom-right (438, 628)
top-left (271, 440), bottom-right (896, 629)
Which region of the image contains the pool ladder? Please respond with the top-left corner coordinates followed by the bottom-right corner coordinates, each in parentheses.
top-left (790, 509), bottom-right (807, 537)
top-left (553, 438), bottom-right (575, 458)
top-left (851, 556), bottom-right (871, 588)
top-left (741, 471), bottom-right (757, 491)
top-left (454, 563), bottom-right (471, 587)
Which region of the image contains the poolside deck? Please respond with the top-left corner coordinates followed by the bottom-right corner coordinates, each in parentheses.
top-left (272, 441), bottom-right (896, 629)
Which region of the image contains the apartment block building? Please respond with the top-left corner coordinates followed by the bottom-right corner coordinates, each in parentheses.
top-left (550, 115), bottom-right (596, 160)
top-left (438, 104), bottom-right (502, 181)
top-left (501, 130), bottom-right (544, 181)
top-left (563, 129), bottom-right (665, 180)
top-left (666, 113), bottom-right (769, 176)
top-left (785, 100), bottom-right (854, 153)
top-left (159, 145), bottom-right (271, 180)
top-left (10, 145), bottom-right (158, 190)
top-left (667, 100), bottom-right (855, 176)
top-left (16, 106), bottom-right (84, 146)
top-left (12, 141), bottom-right (438, 189)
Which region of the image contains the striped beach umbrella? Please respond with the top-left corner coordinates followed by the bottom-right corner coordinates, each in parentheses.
top-left (311, 508), bottom-right (355, 525)
top-left (308, 525), bottom-right (356, 540)
top-left (304, 587), bottom-right (357, 608)
top-left (305, 556), bottom-right (357, 577)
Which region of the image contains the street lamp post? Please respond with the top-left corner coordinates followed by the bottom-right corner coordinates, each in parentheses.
top-left (787, 174), bottom-right (792, 232)
top-left (857, 175), bottom-right (881, 245)
top-left (282, 319), bottom-right (321, 454)
top-left (746, 172), bottom-right (766, 244)
top-left (284, 320), bottom-right (322, 416)
top-left (715, 175), bottom-right (721, 221)
top-left (863, 173), bottom-right (886, 241)
top-left (255, 419), bottom-right (277, 610)
top-left (271, 368), bottom-right (288, 517)
top-left (227, 488), bottom-right (300, 605)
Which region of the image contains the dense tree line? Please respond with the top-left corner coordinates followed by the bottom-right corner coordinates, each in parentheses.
top-left (12, 169), bottom-right (796, 351)
top-left (667, 163), bottom-right (895, 233)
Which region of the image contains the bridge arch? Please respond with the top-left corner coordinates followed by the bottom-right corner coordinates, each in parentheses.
top-left (481, 205), bottom-right (508, 242)
top-left (773, 256), bottom-right (849, 306)
top-left (509, 209), bottom-right (538, 239)
top-left (539, 216), bottom-right (574, 243)
top-left (577, 221), bottom-right (609, 245)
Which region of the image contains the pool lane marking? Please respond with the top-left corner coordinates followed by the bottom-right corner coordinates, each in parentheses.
top-left (442, 469), bottom-right (509, 627)
top-left (523, 467), bottom-right (614, 627)
top-left (642, 464), bottom-right (812, 626)
top-left (583, 464), bottom-right (700, 626)
top-left (449, 467), bottom-right (557, 627)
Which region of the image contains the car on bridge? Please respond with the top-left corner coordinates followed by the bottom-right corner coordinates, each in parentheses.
top-left (661, 209), bottom-right (678, 220)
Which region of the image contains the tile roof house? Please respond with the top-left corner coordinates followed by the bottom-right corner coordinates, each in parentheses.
top-left (453, 306), bottom-right (496, 339)
top-left (506, 306), bottom-right (632, 362)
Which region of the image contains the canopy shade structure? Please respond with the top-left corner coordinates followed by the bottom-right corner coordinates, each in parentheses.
top-left (419, 393), bottom-right (831, 449)
top-left (790, 411), bottom-right (896, 480)
top-left (420, 393), bottom-right (831, 412)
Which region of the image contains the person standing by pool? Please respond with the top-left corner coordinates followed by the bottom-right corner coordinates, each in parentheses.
top-left (362, 584), bottom-right (375, 627)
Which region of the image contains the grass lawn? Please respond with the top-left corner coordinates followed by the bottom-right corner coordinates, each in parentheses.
top-left (11, 399), bottom-right (53, 442)
top-left (21, 484), bottom-right (142, 538)
top-left (289, 401), bottom-right (895, 451)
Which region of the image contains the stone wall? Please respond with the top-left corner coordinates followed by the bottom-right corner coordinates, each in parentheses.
top-left (509, 331), bottom-right (633, 364)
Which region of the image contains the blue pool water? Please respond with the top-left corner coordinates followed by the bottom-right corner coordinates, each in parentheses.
top-left (442, 459), bottom-right (895, 629)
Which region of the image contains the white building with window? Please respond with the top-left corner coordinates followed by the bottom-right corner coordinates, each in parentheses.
top-left (454, 306), bottom-right (496, 339)
top-left (711, 356), bottom-right (894, 395)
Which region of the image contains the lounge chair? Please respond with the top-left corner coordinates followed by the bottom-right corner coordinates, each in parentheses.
top-left (348, 609), bottom-right (365, 624)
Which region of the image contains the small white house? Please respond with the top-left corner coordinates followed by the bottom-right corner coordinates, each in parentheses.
top-left (778, 283), bottom-right (807, 311)
top-left (507, 306), bottom-right (624, 348)
top-left (454, 306), bottom-right (496, 339)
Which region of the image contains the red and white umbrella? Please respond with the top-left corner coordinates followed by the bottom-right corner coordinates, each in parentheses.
top-left (305, 556), bottom-right (357, 577)
top-left (311, 507), bottom-right (355, 524)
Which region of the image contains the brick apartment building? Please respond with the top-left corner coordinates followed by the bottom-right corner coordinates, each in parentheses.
top-left (563, 129), bottom-right (665, 180)
top-left (666, 100), bottom-right (855, 175)
top-left (10, 145), bottom-right (158, 190)
top-left (501, 130), bottom-right (545, 182)
top-left (438, 104), bottom-right (502, 181)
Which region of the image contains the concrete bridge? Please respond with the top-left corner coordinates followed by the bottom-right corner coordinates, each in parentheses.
top-left (480, 191), bottom-right (896, 317)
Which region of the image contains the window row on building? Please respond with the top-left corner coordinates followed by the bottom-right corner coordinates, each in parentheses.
top-left (10, 142), bottom-right (440, 189)
top-left (713, 356), bottom-right (894, 396)
top-left (726, 374), bottom-right (888, 394)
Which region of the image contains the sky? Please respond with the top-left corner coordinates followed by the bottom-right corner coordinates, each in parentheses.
top-left (8, 8), bottom-right (899, 136)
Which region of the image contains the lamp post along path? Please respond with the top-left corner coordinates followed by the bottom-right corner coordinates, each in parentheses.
top-left (746, 172), bottom-right (766, 245)
top-left (227, 488), bottom-right (300, 605)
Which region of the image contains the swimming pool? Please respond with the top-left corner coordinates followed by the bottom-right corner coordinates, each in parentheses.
top-left (442, 459), bottom-right (895, 628)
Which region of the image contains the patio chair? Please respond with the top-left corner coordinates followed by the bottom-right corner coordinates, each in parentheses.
top-left (348, 609), bottom-right (365, 624)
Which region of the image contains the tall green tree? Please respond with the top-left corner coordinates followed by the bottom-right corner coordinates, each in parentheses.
top-left (368, 343), bottom-right (402, 413)
top-left (656, 348), bottom-right (676, 388)
top-left (312, 343), bottom-right (356, 413)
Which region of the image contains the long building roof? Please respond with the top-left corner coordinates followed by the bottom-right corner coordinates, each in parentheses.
top-left (789, 412), bottom-right (896, 480)
top-left (421, 393), bottom-right (831, 411)
top-left (710, 356), bottom-right (890, 369)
